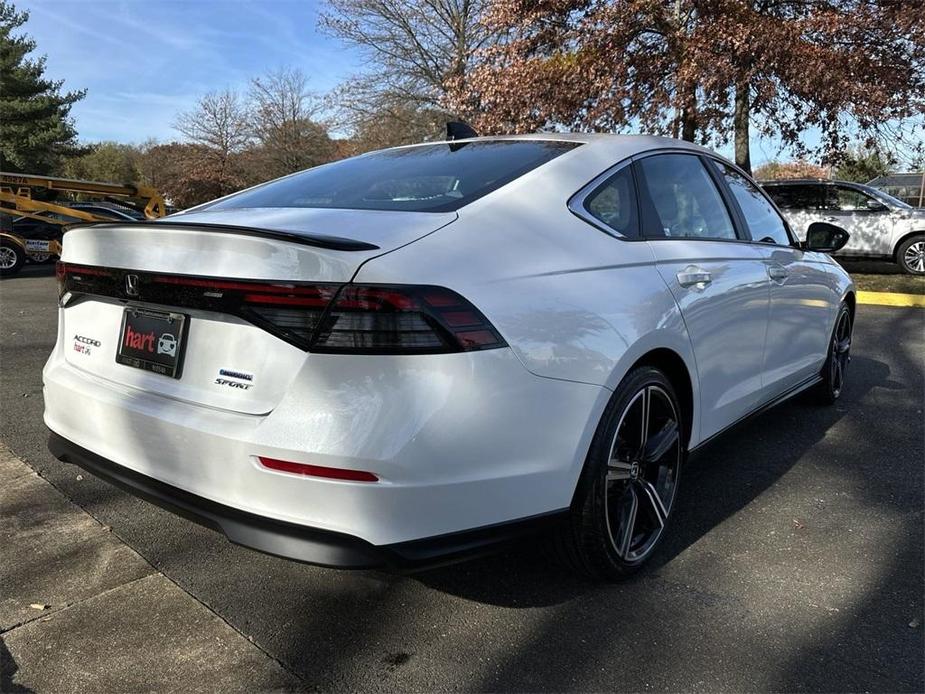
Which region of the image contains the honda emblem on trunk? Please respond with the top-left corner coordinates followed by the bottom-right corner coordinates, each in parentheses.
top-left (125, 274), bottom-right (140, 297)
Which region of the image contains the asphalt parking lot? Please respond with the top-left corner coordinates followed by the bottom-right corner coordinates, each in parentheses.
top-left (1, 265), bottom-right (923, 692)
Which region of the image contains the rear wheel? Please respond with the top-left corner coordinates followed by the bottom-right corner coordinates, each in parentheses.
top-left (897, 235), bottom-right (925, 275)
top-left (557, 366), bottom-right (684, 580)
top-left (815, 302), bottom-right (852, 404)
top-left (0, 239), bottom-right (25, 277)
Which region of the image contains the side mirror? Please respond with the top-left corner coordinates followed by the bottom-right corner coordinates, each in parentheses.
top-left (865, 199), bottom-right (887, 212)
top-left (803, 222), bottom-right (849, 253)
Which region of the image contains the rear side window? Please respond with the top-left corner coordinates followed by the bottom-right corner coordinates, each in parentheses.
top-left (713, 162), bottom-right (791, 246)
top-left (204, 140), bottom-right (579, 213)
top-left (637, 154), bottom-right (737, 240)
top-left (764, 184), bottom-right (824, 210)
top-left (583, 166), bottom-right (639, 237)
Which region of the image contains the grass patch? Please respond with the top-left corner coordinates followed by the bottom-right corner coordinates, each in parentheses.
top-left (850, 274), bottom-right (924, 294)
top-left (837, 260), bottom-right (924, 295)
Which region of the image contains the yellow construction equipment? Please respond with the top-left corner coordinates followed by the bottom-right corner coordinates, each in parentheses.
top-left (0, 172), bottom-right (167, 223)
top-left (0, 172), bottom-right (167, 276)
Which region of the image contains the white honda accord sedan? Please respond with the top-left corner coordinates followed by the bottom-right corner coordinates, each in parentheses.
top-left (45, 134), bottom-right (855, 579)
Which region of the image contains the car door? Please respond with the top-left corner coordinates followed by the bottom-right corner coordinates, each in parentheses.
top-left (820, 184), bottom-right (894, 256)
top-left (634, 152), bottom-right (770, 439)
top-left (712, 161), bottom-right (838, 397)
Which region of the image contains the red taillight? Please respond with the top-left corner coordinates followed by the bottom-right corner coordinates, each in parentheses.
top-left (57, 262), bottom-right (114, 300)
top-left (311, 284), bottom-right (506, 354)
top-left (258, 457), bottom-right (378, 482)
top-left (56, 263), bottom-right (506, 355)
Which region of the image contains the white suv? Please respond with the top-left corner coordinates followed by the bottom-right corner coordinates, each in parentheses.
top-left (762, 179), bottom-right (925, 275)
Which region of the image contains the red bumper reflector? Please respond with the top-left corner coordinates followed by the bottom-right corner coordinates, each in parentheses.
top-left (258, 456), bottom-right (378, 482)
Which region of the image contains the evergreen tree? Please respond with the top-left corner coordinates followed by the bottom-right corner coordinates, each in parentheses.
top-left (0, 0), bottom-right (85, 172)
top-left (835, 147), bottom-right (895, 184)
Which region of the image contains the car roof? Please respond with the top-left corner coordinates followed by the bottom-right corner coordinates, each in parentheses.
top-left (392, 132), bottom-right (716, 160)
top-left (762, 179), bottom-right (860, 186)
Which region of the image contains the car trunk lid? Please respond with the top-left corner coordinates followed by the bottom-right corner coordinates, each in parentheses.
top-left (58, 209), bottom-right (456, 415)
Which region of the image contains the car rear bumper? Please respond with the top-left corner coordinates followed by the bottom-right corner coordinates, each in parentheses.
top-left (43, 337), bottom-right (608, 548)
top-left (48, 431), bottom-right (565, 569)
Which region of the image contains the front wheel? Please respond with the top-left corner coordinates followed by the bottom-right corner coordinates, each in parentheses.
top-left (815, 302), bottom-right (852, 404)
top-left (556, 366), bottom-right (685, 580)
top-left (0, 239), bottom-right (25, 277)
top-left (897, 235), bottom-right (925, 275)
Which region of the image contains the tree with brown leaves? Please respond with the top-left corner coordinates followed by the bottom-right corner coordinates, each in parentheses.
top-left (448, 0), bottom-right (925, 173)
top-left (753, 160), bottom-right (829, 181)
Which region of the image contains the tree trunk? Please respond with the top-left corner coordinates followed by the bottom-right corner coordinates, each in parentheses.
top-left (681, 108), bottom-right (697, 142)
top-left (734, 80), bottom-right (751, 174)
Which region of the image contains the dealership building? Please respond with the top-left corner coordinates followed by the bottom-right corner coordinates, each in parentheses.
top-left (868, 172), bottom-right (925, 208)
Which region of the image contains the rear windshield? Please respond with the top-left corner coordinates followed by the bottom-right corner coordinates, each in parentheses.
top-left (204, 140), bottom-right (579, 213)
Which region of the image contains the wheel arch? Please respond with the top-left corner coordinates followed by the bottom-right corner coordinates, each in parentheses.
top-left (843, 290), bottom-right (856, 324)
top-left (567, 345), bottom-right (696, 516)
top-left (0, 232), bottom-right (28, 251)
top-left (630, 348), bottom-right (695, 451)
top-left (892, 230), bottom-right (925, 262)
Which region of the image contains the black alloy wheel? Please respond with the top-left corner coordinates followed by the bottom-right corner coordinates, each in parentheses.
top-left (816, 302), bottom-right (852, 404)
top-left (558, 366), bottom-right (684, 580)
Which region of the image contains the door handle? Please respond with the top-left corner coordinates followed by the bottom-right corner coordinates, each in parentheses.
top-left (768, 264), bottom-right (789, 282)
top-left (823, 216), bottom-right (838, 223)
top-left (677, 267), bottom-right (712, 287)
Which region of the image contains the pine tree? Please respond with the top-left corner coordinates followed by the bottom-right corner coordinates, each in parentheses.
top-left (0, 0), bottom-right (85, 172)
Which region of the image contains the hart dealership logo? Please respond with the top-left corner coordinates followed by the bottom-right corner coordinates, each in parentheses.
top-left (123, 325), bottom-right (156, 352)
top-left (73, 334), bottom-right (101, 356)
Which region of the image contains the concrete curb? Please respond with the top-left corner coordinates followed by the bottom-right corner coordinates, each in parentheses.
top-left (856, 290), bottom-right (925, 308)
top-left (0, 444), bottom-right (300, 693)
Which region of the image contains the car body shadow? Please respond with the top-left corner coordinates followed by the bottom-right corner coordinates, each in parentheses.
top-left (0, 636), bottom-right (34, 693)
top-left (414, 355), bottom-right (893, 608)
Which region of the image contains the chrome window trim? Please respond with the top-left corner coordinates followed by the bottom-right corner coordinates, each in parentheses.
top-left (567, 158), bottom-right (636, 240)
top-left (568, 146), bottom-right (800, 248)
top-left (704, 154), bottom-right (799, 248)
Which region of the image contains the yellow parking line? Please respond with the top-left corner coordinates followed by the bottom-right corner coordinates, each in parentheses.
top-left (857, 291), bottom-right (925, 308)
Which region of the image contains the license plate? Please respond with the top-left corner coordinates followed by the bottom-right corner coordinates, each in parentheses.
top-left (116, 307), bottom-right (187, 379)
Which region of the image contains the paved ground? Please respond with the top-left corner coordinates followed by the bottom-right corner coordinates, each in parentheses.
top-left (1, 267), bottom-right (923, 692)
top-left (0, 446), bottom-right (298, 693)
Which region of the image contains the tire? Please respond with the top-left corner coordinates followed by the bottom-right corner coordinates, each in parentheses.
top-left (555, 366), bottom-right (685, 581)
top-left (814, 302), bottom-right (852, 405)
top-left (897, 235), bottom-right (925, 275)
top-left (0, 239), bottom-right (25, 277)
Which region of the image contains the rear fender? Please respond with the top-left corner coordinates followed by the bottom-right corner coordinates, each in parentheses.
top-left (603, 325), bottom-right (702, 449)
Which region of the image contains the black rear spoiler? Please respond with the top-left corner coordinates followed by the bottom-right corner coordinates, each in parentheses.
top-left (65, 220), bottom-right (381, 252)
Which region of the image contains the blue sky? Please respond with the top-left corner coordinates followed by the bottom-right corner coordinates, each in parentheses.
top-left (21, 0), bottom-right (360, 143)
top-left (20, 0), bottom-right (914, 166)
